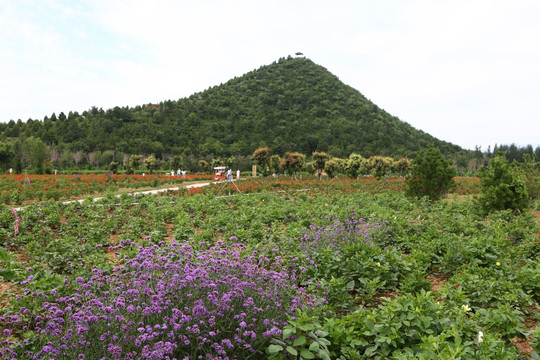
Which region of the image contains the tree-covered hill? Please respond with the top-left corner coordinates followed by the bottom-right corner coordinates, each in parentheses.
top-left (0, 56), bottom-right (462, 159)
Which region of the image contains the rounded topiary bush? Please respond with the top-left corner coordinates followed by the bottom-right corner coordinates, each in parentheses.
top-left (323, 159), bottom-right (341, 179)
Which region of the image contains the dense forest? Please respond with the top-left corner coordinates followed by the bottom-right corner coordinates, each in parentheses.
top-left (0, 56), bottom-right (538, 173)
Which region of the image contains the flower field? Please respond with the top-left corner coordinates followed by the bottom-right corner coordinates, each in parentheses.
top-left (0, 174), bottom-right (213, 205)
top-left (187, 176), bottom-right (480, 197)
top-left (0, 176), bottom-right (538, 359)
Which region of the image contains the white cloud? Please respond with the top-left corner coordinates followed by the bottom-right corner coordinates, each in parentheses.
top-left (0, 0), bottom-right (539, 150)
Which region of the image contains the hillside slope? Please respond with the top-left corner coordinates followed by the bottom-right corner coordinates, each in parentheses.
top-left (0, 56), bottom-right (462, 158)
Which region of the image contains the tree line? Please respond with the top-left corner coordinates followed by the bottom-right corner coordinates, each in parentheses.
top-left (0, 137), bottom-right (538, 177)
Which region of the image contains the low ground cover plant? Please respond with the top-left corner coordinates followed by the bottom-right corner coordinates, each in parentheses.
top-left (0, 175), bottom-right (538, 358)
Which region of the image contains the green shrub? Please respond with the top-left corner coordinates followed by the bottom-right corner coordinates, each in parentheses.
top-left (477, 153), bottom-right (529, 214)
top-left (323, 158), bottom-right (341, 179)
top-left (325, 291), bottom-right (459, 359)
top-left (312, 151), bottom-right (330, 179)
top-left (345, 153), bottom-right (366, 178)
top-left (473, 304), bottom-right (526, 341)
top-left (531, 326), bottom-right (540, 356)
top-left (268, 310), bottom-right (331, 360)
top-left (365, 156), bottom-right (393, 179)
top-left (392, 157), bottom-right (411, 177)
top-left (324, 291), bottom-right (520, 359)
top-left (406, 145), bottom-right (456, 201)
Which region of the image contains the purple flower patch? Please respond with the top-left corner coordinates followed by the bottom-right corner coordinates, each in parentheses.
top-left (1, 240), bottom-right (323, 359)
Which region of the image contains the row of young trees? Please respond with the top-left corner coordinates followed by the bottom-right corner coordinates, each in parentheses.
top-left (251, 147), bottom-right (413, 179)
top-left (0, 138), bottom-right (414, 177)
top-left (0, 137), bottom-right (255, 175)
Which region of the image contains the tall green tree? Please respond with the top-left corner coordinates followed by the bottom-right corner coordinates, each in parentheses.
top-left (198, 159), bottom-right (209, 172)
top-left (23, 137), bottom-right (49, 174)
top-left (365, 156), bottom-right (393, 179)
top-left (393, 157), bottom-right (411, 177)
top-left (0, 141), bottom-right (14, 172)
top-left (269, 154), bottom-right (282, 175)
top-left (406, 145), bottom-right (456, 201)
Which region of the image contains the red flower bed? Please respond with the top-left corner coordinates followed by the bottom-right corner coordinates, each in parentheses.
top-left (0, 173), bottom-right (212, 204)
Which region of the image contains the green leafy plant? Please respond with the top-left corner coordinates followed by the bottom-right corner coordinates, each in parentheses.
top-left (440, 265), bottom-right (533, 311)
top-left (530, 326), bottom-right (540, 357)
top-left (1, 176), bottom-right (538, 358)
top-left (268, 310), bottom-right (331, 360)
top-left (0, 246), bottom-right (17, 280)
top-left (310, 276), bottom-right (354, 314)
top-left (473, 304), bottom-right (526, 341)
top-left (324, 291), bottom-right (460, 359)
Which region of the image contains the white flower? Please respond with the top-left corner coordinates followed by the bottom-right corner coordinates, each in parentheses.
top-left (478, 330), bottom-right (484, 344)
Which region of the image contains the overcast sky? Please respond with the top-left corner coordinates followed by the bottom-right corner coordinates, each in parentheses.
top-left (1, 0), bottom-right (539, 151)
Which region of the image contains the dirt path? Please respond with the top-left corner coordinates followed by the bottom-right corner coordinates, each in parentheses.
top-left (11, 181), bottom-right (212, 211)
top-left (63, 181), bottom-right (212, 204)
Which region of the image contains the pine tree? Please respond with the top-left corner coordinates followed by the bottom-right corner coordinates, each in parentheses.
top-left (406, 145), bottom-right (456, 201)
top-left (477, 153), bottom-right (529, 213)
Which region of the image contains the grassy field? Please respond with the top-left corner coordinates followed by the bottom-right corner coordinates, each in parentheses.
top-left (1, 175), bottom-right (539, 359)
